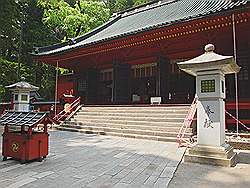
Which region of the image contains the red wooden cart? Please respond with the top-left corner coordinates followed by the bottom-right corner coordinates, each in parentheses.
top-left (0, 111), bottom-right (51, 163)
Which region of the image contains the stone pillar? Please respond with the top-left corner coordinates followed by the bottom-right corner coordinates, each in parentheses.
top-left (156, 56), bottom-right (169, 103)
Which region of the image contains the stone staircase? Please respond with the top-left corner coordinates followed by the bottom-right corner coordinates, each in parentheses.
top-left (58, 105), bottom-right (192, 142)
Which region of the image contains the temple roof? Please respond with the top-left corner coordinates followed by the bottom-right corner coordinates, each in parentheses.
top-left (32, 0), bottom-right (249, 57)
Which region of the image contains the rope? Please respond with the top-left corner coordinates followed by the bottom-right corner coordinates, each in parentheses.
top-left (225, 110), bottom-right (250, 131)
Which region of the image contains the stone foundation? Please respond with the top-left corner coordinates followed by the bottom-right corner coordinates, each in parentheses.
top-left (184, 144), bottom-right (237, 167)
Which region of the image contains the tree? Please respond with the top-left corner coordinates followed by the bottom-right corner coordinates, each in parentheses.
top-left (38, 0), bottom-right (111, 41)
top-left (0, 0), bottom-right (58, 102)
top-left (105, 0), bottom-right (150, 13)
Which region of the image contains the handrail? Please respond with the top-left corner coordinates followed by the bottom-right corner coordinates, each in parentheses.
top-left (177, 95), bottom-right (198, 147)
top-left (57, 98), bottom-right (80, 121)
top-left (225, 110), bottom-right (250, 131)
top-left (53, 97), bottom-right (81, 122)
top-left (64, 104), bottom-right (83, 122)
top-left (54, 97), bottom-right (80, 118)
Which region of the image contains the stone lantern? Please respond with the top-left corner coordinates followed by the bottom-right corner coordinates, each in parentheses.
top-left (6, 79), bottom-right (39, 112)
top-left (177, 44), bottom-right (240, 167)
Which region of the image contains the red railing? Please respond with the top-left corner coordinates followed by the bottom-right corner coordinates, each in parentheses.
top-left (53, 97), bottom-right (81, 123)
top-left (177, 95), bottom-right (198, 147)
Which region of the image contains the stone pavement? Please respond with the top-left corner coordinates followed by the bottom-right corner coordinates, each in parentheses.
top-left (0, 130), bottom-right (185, 188)
top-left (169, 150), bottom-right (250, 188)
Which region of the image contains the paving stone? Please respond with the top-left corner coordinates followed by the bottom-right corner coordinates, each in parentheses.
top-left (119, 158), bottom-right (136, 167)
top-left (112, 183), bottom-right (135, 188)
top-left (167, 160), bottom-right (181, 167)
top-left (0, 179), bottom-right (15, 187)
top-left (0, 160), bottom-right (16, 166)
top-left (160, 166), bottom-right (176, 178)
top-left (32, 171), bottom-right (54, 179)
top-left (112, 169), bottom-right (131, 179)
top-left (153, 177), bottom-right (171, 188)
top-left (85, 174), bottom-right (114, 188)
top-left (0, 164), bottom-right (23, 173)
top-left (12, 171), bottom-right (38, 181)
top-left (0, 130), bottom-right (185, 188)
top-left (131, 173), bottom-right (150, 185)
top-left (151, 161), bottom-right (168, 177)
top-left (5, 177), bottom-right (37, 188)
top-left (144, 175), bottom-right (159, 185)
top-left (105, 165), bottom-right (125, 176)
top-left (120, 171), bottom-right (141, 184)
top-left (114, 152), bottom-right (128, 158)
top-left (113, 183), bottom-right (151, 188)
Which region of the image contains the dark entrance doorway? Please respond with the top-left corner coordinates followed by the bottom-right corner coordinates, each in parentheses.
top-left (131, 63), bottom-right (157, 104)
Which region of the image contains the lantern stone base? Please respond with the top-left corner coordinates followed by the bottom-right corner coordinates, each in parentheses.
top-left (184, 144), bottom-right (237, 167)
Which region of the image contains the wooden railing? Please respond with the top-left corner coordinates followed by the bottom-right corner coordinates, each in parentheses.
top-left (177, 95), bottom-right (198, 147)
top-left (53, 97), bottom-right (81, 123)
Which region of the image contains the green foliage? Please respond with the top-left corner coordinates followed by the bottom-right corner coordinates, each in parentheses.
top-left (0, 58), bottom-right (18, 102)
top-left (105, 0), bottom-right (149, 13)
top-left (133, 0), bottom-right (149, 6)
top-left (0, 0), bottom-right (20, 59)
top-left (0, 0), bottom-right (57, 102)
top-left (38, 0), bottom-right (111, 41)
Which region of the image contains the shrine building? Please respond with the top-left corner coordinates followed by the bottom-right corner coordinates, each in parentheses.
top-left (32, 0), bottom-right (250, 105)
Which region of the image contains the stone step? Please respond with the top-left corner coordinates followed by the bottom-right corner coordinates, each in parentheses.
top-left (58, 105), bottom-right (192, 143)
top-left (62, 122), bottom-right (191, 133)
top-left (81, 105), bottom-right (190, 110)
top-left (79, 107), bottom-right (188, 114)
top-left (79, 106), bottom-right (189, 111)
top-left (57, 126), bottom-right (179, 142)
top-left (72, 116), bottom-right (185, 123)
top-left (75, 112), bottom-right (187, 118)
top-left (67, 118), bottom-right (183, 127)
top-left (59, 124), bottom-right (191, 138)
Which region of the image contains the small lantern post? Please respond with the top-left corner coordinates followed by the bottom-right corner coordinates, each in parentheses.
top-left (178, 44), bottom-right (240, 167)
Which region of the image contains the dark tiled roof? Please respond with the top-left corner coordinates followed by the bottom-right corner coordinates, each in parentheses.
top-left (32, 0), bottom-right (249, 56)
top-left (0, 111), bottom-right (48, 127)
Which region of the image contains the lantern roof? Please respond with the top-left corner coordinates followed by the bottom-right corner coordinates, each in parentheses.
top-left (177, 44), bottom-right (241, 76)
top-left (6, 81), bottom-right (39, 91)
